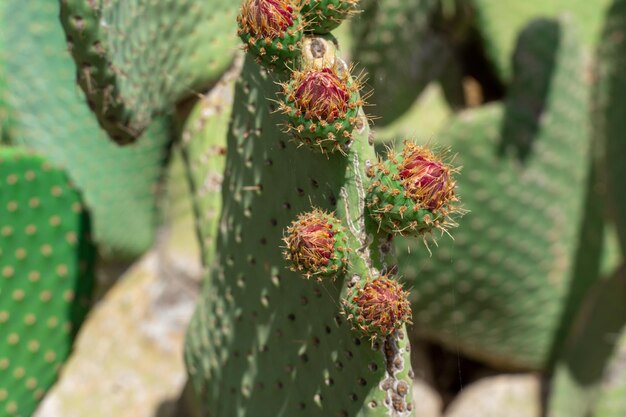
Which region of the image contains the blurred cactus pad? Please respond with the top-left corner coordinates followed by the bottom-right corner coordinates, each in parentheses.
top-left (0, 148), bottom-right (94, 417)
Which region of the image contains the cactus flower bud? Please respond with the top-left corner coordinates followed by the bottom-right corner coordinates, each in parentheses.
top-left (343, 275), bottom-right (412, 339)
top-left (279, 64), bottom-right (363, 154)
top-left (237, 0), bottom-right (304, 70)
top-left (366, 141), bottom-right (460, 236)
top-left (283, 209), bottom-right (349, 279)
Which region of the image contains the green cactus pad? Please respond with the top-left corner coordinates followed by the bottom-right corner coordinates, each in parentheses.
top-left (471, 0), bottom-right (611, 80)
top-left (398, 18), bottom-right (590, 369)
top-left (366, 141), bottom-right (459, 237)
top-left (2, 0), bottom-right (172, 258)
top-left (0, 147), bottom-right (94, 417)
top-left (181, 70), bottom-right (234, 269)
top-left (593, 0), bottom-right (626, 257)
top-left (350, 0), bottom-right (449, 125)
top-left (185, 48), bottom-right (415, 416)
top-left (59, 0), bottom-right (239, 144)
top-left (283, 209), bottom-right (350, 279)
top-left (237, 0), bottom-right (304, 71)
top-left (301, 0), bottom-right (360, 34)
top-left (279, 65), bottom-right (362, 154)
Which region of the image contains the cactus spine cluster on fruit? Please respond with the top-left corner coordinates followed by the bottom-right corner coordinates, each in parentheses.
top-left (182, 1), bottom-right (462, 416)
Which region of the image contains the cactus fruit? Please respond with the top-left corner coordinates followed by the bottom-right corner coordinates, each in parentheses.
top-left (59, 0), bottom-right (240, 144)
top-left (2, 0), bottom-right (173, 258)
top-left (237, 0), bottom-right (305, 70)
top-left (366, 141), bottom-right (459, 237)
top-left (283, 209), bottom-right (349, 279)
top-left (0, 147), bottom-right (94, 417)
top-left (278, 65), bottom-right (363, 153)
top-left (301, 0), bottom-right (360, 34)
top-left (343, 274), bottom-right (412, 339)
top-left (396, 17), bottom-right (591, 370)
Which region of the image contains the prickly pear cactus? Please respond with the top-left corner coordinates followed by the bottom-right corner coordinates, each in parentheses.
top-left (2, 0), bottom-right (173, 258)
top-left (397, 17), bottom-right (591, 370)
top-left (185, 50), bottom-right (414, 417)
top-left (593, 0), bottom-right (626, 256)
top-left (0, 147), bottom-right (94, 417)
top-left (59, 0), bottom-right (240, 144)
top-left (184, 1), bottom-right (464, 415)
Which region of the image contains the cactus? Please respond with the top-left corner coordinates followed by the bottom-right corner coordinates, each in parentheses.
top-left (180, 0), bottom-right (468, 411)
top-left (184, 47), bottom-right (419, 416)
top-left (1, 0), bottom-right (173, 258)
top-left (395, 17), bottom-right (591, 370)
top-left (0, 147), bottom-right (95, 417)
top-left (59, 0), bottom-right (240, 144)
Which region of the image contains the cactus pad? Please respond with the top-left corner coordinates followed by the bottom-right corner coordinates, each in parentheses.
top-left (0, 147), bottom-right (94, 417)
top-left (59, 0), bottom-right (239, 144)
top-left (398, 18), bottom-right (590, 369)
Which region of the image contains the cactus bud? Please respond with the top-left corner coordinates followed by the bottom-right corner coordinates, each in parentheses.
top-left (283, 209), bottom-right (349, 279)
top-left (301, 0), bottom-right (361, 34)
top-left (366, 141), bottom-right (460, 236)
top-left (343, 275), bottom-right (412, 339)
top-left (279, 64), bottom-right (363, 154)
top-left (237, 0), bottom-right (304, 70)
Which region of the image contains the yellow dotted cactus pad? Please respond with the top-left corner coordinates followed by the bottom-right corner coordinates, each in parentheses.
top-left (0, 147), bottom-right (94, 417)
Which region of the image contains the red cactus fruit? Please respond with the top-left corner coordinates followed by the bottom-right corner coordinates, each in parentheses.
top-left (283, 209), bottom-right (348, 278)
top-left (293, 68), bottom-right (350, 123)
top-left (398, 143), bottom-right (455, 211)
top-left (344, 275), bottom-right (412, 339)
top-left (239, 0), bottom-right (296, 39)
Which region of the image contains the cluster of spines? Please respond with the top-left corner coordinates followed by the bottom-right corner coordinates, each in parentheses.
top-left (366, 141), bottom-right (460, 237)
top-left (278, 64), bottom-right (364, 153)
top-left (283, 208), bottom-right (349, 279)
